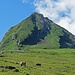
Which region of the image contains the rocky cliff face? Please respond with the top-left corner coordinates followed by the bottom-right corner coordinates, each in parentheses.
top-left (0, 12), bottom-right (75, 51)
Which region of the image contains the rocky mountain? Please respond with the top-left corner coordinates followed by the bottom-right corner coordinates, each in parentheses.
top-left (0, 12), bottom-right (75, 51)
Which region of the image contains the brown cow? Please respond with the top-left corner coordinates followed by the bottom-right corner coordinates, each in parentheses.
top-left (0, 66), bottom-right (5, 68)
top-left (5, 66), bottom-right (16, 70)
top-left (36, 63), bottom-right (41, 66)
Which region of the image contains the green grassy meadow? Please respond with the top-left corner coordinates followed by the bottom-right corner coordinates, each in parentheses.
top-left (0, 49), bottom-right (75, 75)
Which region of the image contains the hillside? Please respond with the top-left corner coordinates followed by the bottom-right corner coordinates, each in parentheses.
top-left (0, 49), bottom-right (75, 75)
top-left (0, 12), bottom-right (75, 51)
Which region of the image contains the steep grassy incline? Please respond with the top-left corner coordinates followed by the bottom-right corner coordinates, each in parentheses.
top-left (0, 12), bottom-right (75, 51)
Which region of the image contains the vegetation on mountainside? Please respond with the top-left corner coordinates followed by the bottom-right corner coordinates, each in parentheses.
top-left (0, 12), bottom-right (75, 51)
top-left (0, 49), bottom-right (75, 75)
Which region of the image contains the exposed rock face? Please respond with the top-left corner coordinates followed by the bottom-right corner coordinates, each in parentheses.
top-left (0, 12), bottom-right (75, 50)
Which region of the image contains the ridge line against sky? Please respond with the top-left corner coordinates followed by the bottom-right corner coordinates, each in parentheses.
top-left (20, 0), bottom-right (75, 35)
top-left (33, 0), bottom-right (75, 36)
top-left (0, 0), bottom-right (75, 41)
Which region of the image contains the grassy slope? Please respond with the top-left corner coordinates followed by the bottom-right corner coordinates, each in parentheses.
top-left (0, 49), bottom-right (75, 75)
top-left (0, 17), bottom-right (35, 51)
top-left (0, 13), bottom-right (75, 51)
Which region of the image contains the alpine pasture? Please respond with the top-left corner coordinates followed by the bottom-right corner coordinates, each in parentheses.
top-left (0, 49), bottom-right (75, 75)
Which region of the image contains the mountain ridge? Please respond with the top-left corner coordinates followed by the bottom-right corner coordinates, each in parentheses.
top-left (0, 12), bottom-right (75, 51)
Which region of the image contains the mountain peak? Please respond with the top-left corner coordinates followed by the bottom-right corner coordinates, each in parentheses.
top-left (31, 12), bottom-right (43, 16)
top-left (30, 12), bottom-right (44, 22)
top-left (30, 12), bottom-right (52, 22)
top-left (0, 12), bottom-right (75, 50)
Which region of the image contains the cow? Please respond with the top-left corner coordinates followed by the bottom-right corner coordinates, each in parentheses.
top-left (0, 66), bottom-right (5, 68)
top-left (20, 62), bottom-right (26, 67)
top-left (5, 66), bottom-right (16, 70)
top-left (36, 63), bottom-right (41, 67)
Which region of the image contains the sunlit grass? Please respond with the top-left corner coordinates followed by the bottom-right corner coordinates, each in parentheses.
top-left (0, 49), bottom-right (75, 75)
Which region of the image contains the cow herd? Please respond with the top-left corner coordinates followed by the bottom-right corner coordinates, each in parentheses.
top-left (20, 61), bottom-right (41, 67)
top-left (0, 61), bottom-right (41, 71)
top-left (0, 61), bottom-right (41, 69)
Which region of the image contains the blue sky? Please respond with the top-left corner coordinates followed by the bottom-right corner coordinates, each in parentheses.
top-left (0, 0), bottom-right (35, 41)
top-left (0, 0), bottom-right (75, 41)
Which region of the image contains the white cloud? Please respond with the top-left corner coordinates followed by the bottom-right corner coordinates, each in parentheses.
top-left (34, 0), bottom-right (75, 35)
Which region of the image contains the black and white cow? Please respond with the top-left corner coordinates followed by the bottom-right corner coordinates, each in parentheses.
top-left (20, 62), bottom-right (26, 67)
